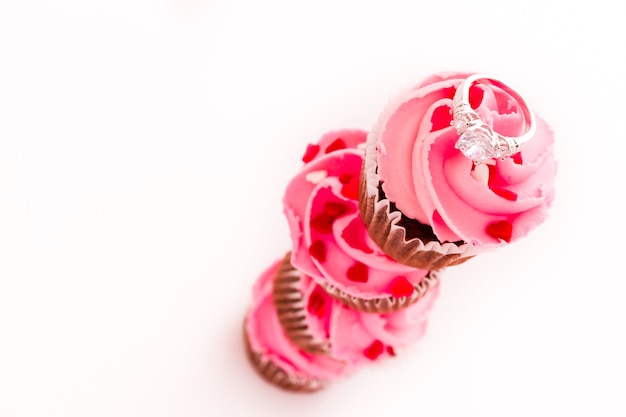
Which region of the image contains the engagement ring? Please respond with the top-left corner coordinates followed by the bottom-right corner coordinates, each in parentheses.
top-left (452, 74), bottom-right (536, 164)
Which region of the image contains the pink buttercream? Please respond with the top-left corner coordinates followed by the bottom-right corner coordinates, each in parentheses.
top-left (284, 130), bottom-right (430, 299)
top-left (376, 72), bottom-right (556, 246)
top-left (297, 273), bottom-right (439, 365)
top-left (245, 260), bottom-right (355, 381)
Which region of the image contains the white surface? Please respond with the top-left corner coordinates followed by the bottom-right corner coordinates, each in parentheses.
top-left (0, 1), bottom-right (624, 416)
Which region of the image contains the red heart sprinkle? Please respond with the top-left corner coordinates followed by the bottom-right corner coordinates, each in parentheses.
top-left (341, 177), bottom-right (359, 200)
top-left (340, 218), bottom-right (374, 254)
top-left (310, 212), bottom-right (334, 234)
top-left (388, 276), bottom-right (414, 298)
top-left (430, 105), bottom-right (453, 131)
top-left (302, 144), bottom-right (320, 163)
top-left (513, 153), bottom-right (523, 165)
top-left (386, 346), bottom-right (396, 357)
top-left (491, 187), bottom-right (518, 201)
top-left (443, 86), bottom-right (456, 99)
top-left (487, 164), bottom-right (497, 185)
top-left (486, 220), bottom-right (513, 242)
top-left (325, 138), bottom-right (346, 153)
top-left (338, 174), bottom-right (352, 185)
top-left (346, 262), bottom-right (368, 283)
top-left (308, 240), bottom-right (326, 263)
top-left (469, 84), bottom-right (484, 109)
top-left (307, 286), bottom-right (327, 318)
top-left (363, 340), bottom-right (384, 360)
top-left (324, 201), bottom-right (349, 217)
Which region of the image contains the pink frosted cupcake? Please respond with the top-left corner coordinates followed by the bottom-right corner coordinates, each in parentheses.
top-left (272, 252), bottom-right (439, 364)
top-left (284, 130), bottom-right (438, 312)
top-left (360, 72), bottom-right (557, 270)
top-left (244, 259), bottom-right (355, 392)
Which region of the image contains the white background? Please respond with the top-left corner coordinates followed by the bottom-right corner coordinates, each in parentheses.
top-left (1, 1), bottom-right (624, 416)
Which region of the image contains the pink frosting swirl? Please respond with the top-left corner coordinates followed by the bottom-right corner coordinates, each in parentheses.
top-left (284, 130), bottom-right (429, 299)
top-left (246, 259), bottom-right (355, 382)
top-left (375, 72), bottom-right (557, 247)
top-left (298, 273), bottom-right (439, 365)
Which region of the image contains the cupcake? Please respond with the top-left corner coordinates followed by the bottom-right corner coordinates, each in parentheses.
top-left (244, 259), bottom-right (355, 392)
top-left (272, 252), bottom-right (331, 355)
top-left (284, 130), bottom-right (438, 312)
top-left (360, 72), bottom-right (557, 270)
top-left (273, 252), bottom-right (439, 364)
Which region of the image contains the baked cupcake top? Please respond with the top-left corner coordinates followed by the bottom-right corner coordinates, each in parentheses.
top-left (373, 72), bottom-right (557, 247)
top-left (284, 130), bottom-right (430, 300)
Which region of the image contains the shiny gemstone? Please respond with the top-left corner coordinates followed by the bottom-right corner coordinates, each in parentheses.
top-left (452, 118), bottom-right (467, 133)
top-left (455, 129), bottom-right (495, 164)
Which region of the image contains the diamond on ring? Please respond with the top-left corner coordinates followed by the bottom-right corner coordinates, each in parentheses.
top-left (455, 128), bottom-right (496, 164)
top-left (451, 74), bottom-right (536, 165)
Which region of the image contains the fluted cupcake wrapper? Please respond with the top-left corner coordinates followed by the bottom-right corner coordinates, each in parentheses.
top-left (358, 137), bottom-right (482, 271)
top-left (273, 252), bottom-right (331, 355)
top-left (319, 270), bottom-right (439, 313)
top-left (242, 320), bottom-right (327, 393)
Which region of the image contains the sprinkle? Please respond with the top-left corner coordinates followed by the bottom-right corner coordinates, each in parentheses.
top-left (469, 84), bottom-right (484, 109)
top-left (363, 340), bottom-right (384, 360)
top-left (346, 262), bottom-right (368, 283)
top-left (341, 218), bottom-right (374, 254)
top-left (491, 187), bottom-right (518, 201)
top-left (442, 86), bottom-right (456, 99)
top-left (386, 346), bottom-right (396, 357)
top-left (487, 163), bottom-right (497, 185)
top-left (431, 105), bottom-right (453, 131)
top-left (388, 276), bottom-right (414, 298)
top-left (302, 144), bottom-right (320, 163)
top-left (325, 138), bottom-right (346, 153)
top-left (307, 286), bottom-right (327, 318)
top-left (310, 212), bottom-right (334, 234)
top-left (340, 176), bottom-right (359, 200)
top-left (513, 153), bottom-right (523, 165)
top-left (324, 201), bottom-right (349, 218)
top-left (305, 170), bottom-right (327, 184)
top-left (486, 220), bottom-right (513, 242)
top-left (338, 174), bottom-right (353, 184)
top-left (308, 240), bottom-right (326, 263)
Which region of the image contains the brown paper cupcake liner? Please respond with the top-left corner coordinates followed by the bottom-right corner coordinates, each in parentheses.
top-left (272, 252), bottom-right (331, 355)
top-left (358, 131), bottom-right (482, 270)
top-left (320, 270), bottom-right (439, 313)
top-left (242, 320), bottom-right (326, 393)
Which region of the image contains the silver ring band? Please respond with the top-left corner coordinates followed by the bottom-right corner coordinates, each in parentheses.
top-left (452, 74), bottom-right (536, 164)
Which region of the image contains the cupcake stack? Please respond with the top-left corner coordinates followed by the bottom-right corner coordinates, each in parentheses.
top-left (243, 72), bottom-right (557, 392)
